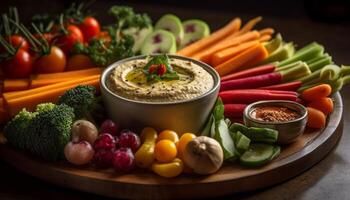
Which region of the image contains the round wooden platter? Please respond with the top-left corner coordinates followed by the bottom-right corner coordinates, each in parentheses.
top-left (0, 93), bottom-right (343, 199)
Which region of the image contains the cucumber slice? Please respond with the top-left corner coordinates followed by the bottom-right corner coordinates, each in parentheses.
top-left (270, 145), bottom-right (281, 160)
top-left (235, 131), bottom-right (251, 152)
top-left (215, 119), bottom-right (235, 160)
top-left (155, 14), bottom-right (184, 47)
top-left (140, 30), bottom-right (177, 55)
top-left (240, 143), bottom-right (274, 167)
top-left (180, 19), bottom-right (210, 49)
top-left (122, 26), bottom-right (153, 52)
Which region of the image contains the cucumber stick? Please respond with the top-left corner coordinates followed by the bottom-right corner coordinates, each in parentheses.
top-left (201, 114), bottom-right (214, 136)
top-left (230, 123), bottom-right (278, 143)
top-left (240, 143), bottom-right (275, 167)
top-left (215, 119), bottom-right (235, 159)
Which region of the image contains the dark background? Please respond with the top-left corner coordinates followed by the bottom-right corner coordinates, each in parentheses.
top-left (0, 1), bottom-right (350, 200)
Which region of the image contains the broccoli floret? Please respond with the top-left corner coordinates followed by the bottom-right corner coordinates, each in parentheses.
top-left (58, 85), bottom-right (106, 124)
top-left (4, 109), bottom-right (36, 149)
top-left (26, 104), bottom-right (75, 161)
top-left (36, 103), bottom-right (56, 113)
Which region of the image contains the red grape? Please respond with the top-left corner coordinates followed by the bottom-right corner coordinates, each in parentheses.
top-left (112, 148), bottom-right (135, 172)
top-left (119, 130), bottom-right (141, 152)
top-left (100, 119), bottom-right (119, 136)
top-left (93, 133), bottom-right (116, 150)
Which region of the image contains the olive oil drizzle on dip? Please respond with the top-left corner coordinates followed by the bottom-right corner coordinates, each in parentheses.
top-left (251, 106), bottom-right (300, 123)
top-left (107, 57), bottom-right (214, 102)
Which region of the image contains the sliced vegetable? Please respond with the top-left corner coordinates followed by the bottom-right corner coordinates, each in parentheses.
top-left (240, 143), bottom-right (275, 167)
top-left (232, 131), bottom-right (251, 153)
top-left (66, 54), bottom-right (94, 71)
top-left (308, 97), bottom-right (334, 115)
top-left (3, 79), bottom-right (29, 92)
top-left (221, 64), bottom-right (275, 82)
top-left (177, 18), bottom-right (241, 56)
top-left (224, 104), bottom-right (247, 118)
top-left (229, 123), bottom-right (278, 143)
top-left (155, 14), bottom-right (184, 47)
top-left (301, 84), bottom-right (332, 101)
top-left (308, 55), bottom-right (333, 72)
top-left (307, 107), bottom-right (326, 129)
top-left (31, 67), bottom-right (102, 80)
top-left (219, 89), bottom-right (297, 104)
top-left (261, 42), bottom-right (295, 64)
top-left (260, 81), bottom-right (302, 91)
top-left (181, 19), bottom-right (210, 49)
top-left (140, 29), bottom-right (176, 54)
top-left (214, 119), bottom-right (236, 159)
top-left (201, 114), bottom-right (214, 136)
top-left (215, 43), bottom-right (268, 76)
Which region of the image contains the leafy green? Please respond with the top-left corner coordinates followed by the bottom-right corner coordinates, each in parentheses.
top-left (108, 6), bottom-right (151, 32)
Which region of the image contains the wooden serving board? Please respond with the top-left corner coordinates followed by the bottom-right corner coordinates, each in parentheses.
top-left (0, 93), bottom-right (343, 199)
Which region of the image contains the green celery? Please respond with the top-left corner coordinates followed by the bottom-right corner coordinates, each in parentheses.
top-left (261, 42), bottom-right (295, 64)
top-left (309, 56), bottom-right (333, 72)
top-left (306, 53), bottom-right (329, 65)
top-left (276, 61), bottom-right (303, 72)
top-left (279, 62), bottom-right (311, 82)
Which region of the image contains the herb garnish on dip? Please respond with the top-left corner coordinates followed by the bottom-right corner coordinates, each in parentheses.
top-left (107, 55), bottom-right (214, 102)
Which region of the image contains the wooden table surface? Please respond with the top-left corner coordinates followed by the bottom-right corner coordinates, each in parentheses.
top-left (0, 1), bottom-right (350, 199)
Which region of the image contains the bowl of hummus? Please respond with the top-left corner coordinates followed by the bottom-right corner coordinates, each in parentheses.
top-left (100, 54), bottom-right (220, 134)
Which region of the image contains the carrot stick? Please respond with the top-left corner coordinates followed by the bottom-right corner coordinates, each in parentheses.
top-left (221, 64), bottom-right (276, 82)
top-left (4, 75), bottom-right (100, 100)
top-left (301, 84), bottom-right (332, 101)
top-left (177, 18), bottom-right (241, 56)
top-left (5, 78), bottom-right (100, 116)
top-left (224, 104), bottom-right (247, 118)
top-left (307, 107), bottom-right (326, 128)
top-left (192, 31), bottom-right (260, 63)
top-left (308, 97), bottom-right (333, 115)
top-left (234, 16), bottom-right (263, 37)
top-left (260, 81), bottom-right (302, 91)
top-left (3, 79), bottom-right (29, 92)
top-left (215, 43), bottom-right (268, 76)
top-left (211, 41), bottom-right (259, 66)
top-left (219, 89), bottom-right (297, 104)
top-left (259, 34), bottom-right (272, 42)
top-left (0, 98), bottom-right (9, 124)
top-left (31, 67), bottom-right (102, 80)
top-left (259, 28), bottom-right (275, 36)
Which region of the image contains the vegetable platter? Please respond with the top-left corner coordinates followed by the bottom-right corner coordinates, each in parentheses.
top-left (0, 2), bottom-right (347, 199)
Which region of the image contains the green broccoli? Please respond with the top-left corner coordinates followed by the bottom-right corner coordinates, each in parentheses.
top-left (35, 102), bottom-right (56, 113)
top-left (26, 104), bottom-right (74, 161)
top-left (58, 85), bottom-right (106, 124)
top-left (4, 109), bottom-right (36, 149)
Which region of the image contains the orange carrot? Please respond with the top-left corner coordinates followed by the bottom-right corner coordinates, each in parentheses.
top-left (307, 107), bottom-right (326, 129)
top-left (4, 75), bottom-right (100, 100)
top-left (192, 31), bottom-right (260, 63)
top-left (232, 16), bottom-right (262, 37)
top-left (308, 97), bottom-right (334, 115)
top-left (3, 79), bottom-right (29, 92)
top-left (177, 18), bottom-right (241, 56)
top-left (211, 41), bottom-right (259, 66)
top-left (0, 98), bottom-right (9, 124)
top-left (259, 28), bottom-right (275, 36)
top-left (301, 84), bottom-right (332, 101)
top-left (215, 43), bottom-right (268, 76)
top-left (242, 45), bottom-right (269, 66)
top-left (31, 67), bottom-right (102, 80)
top-left (5, 78), bottom-right (100, 116)
top-left (259, 34), bottom-right (272, 42)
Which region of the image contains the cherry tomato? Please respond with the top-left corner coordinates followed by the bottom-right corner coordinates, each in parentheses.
top-left (79, 17), bottom-right (101, 42)
top-left (66, 54), bottom-right (94, 71)
top-left (34, 33), bottom-right (54, 45)
top-left (0, 35), bottom-right (29, 53)
top-left (176, 133), bottom-right (196, 159)
top-left (155, 139), bottom-right (177, 163)
top-left (2, 49), bottom-right (33, 78)
top-left (35, 46), bottom-right (66, 73)
top-left (158, 130), bottom-right (179, 143)
top-left (55, 25), bottom-right (84, 55)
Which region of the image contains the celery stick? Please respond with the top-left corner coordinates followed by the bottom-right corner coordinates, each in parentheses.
top-left (261, 42), bottom-right (295, 64)
top-left (299, 64), bottom-right (339, 84)
top-left (309, 56), bottom-right (333, 72)
top-left (278, 42), bottom-right (324, 67)
top-left (276, 61), bottom-right (303, 72)
top-left (306, 53), bottom-right (329, 65)
top-left (264, 33), bottom-right (283, 54)
top-left (280, 62), bottom-right (311, 82)
top-left (339, 65), bottom-right (350, 77)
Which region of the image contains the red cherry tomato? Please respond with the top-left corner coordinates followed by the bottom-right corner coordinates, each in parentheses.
top-left (35, 46), bottom-right (66, 73)
top-left (55, 25), bottom-right (84, 55)
top-left (79, 17), bottom-right (101, 42)
top-left (0, 35), bottom-right (30, 53)
top-left (2, 49), bottom-right (33, 78)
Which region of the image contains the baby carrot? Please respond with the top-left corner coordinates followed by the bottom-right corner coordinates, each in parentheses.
top-left (307, 107), bottom-right (326, 129)
top-left (301, 84), bottom-right (332, 101)
top-left (308, 97), bottom-right (334, 115)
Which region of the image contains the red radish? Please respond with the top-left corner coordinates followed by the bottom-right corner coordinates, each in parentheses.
top-left (260, 81), bottom-right (302, 91)
top-left (221, 64), bottom-right (275, 82)
top-left (219, 89), bottom-right (298, 104)
top-left (220, 72), bottom-right (282, 91)
top-left (224, 104), bottom-right (247, 118)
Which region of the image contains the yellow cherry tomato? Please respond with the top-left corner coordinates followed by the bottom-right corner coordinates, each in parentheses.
top-left (135, 127), bottom-right (158, 168)
top-left (155, 139), bottom-right (177, 163)
top-left (177, 133), bottom-right (196, 159)
top-left (157, 130), bottom-right (179, 143)
top-left (152, 158), bottom-right (184, 178)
